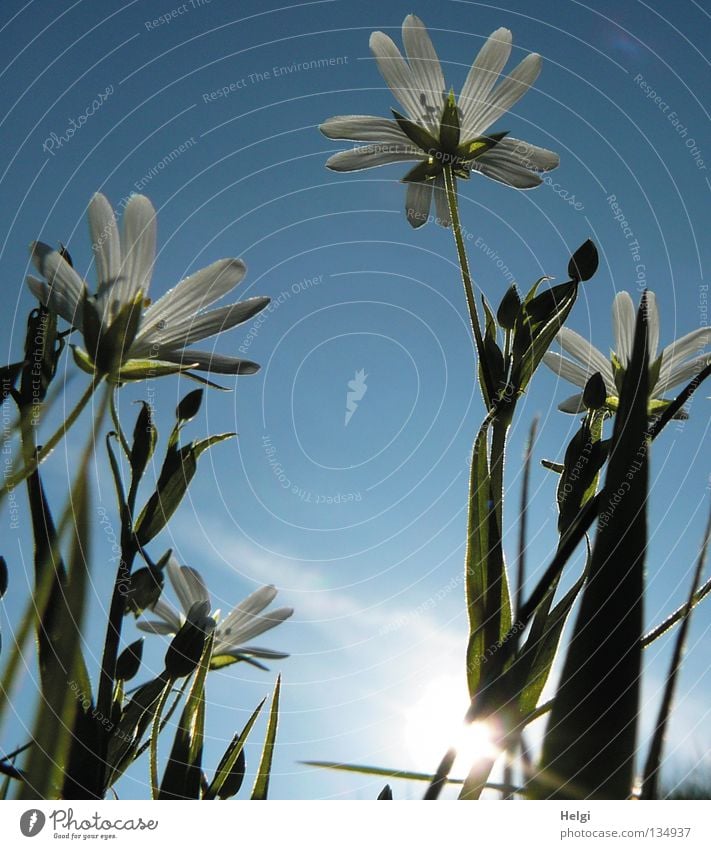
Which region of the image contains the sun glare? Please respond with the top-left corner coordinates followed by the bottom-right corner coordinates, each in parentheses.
top-left (403, 676), bottom-right (500, 776)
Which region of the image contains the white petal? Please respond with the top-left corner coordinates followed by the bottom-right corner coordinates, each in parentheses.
top-left (325, 145), bottom-right (423, 172)
top-left (405, 178), bottom-right (433, 228)
top-left (136, 619), bottom-right (176, 636)
top-left (542, 351), bottom-right (593, 387)
top-left (459, 28), bottom-right (512, 139)
top-left (369, 29), bottom-right (425, 122)
top-left (167, 561), bottom-right (210, 615)
top-left (29, 243), bottom-right (87, 328)
top-left (224, 607), bottom-right (294, 645)
top-left (432, 173), bottom-right (450, 227)
top-left (140, 258), bottom-right (247, 335)
top-left (150, 597), bottom-right (183, 632)
top-left (222, 646), bottom-right (290, 660)
top-left (557, 393), bottom-right (587, 414)
top-left (484, 137), bottom-right (559, 172)
top-left (656, 327), bottom-right (711, 380)
top-left (134, 297), bottom-right (269, 354)
top-left (556, 327), bottom-right (615, 389)
top-left (320, 115), bottom-right (410, 143)
top-left (119, 195), bottom-right (156, 306)
top-left (402, 15), bottom-right (446, 132)
top-left (26, 274), bottom-right (84, 331)
top-left (612, 292), bottom-right (636, 367)
top-left (654, 353), bottom-right (711, 395)
top-left (88, 193), bottom-right (121, 295)
top-left (158, 348), bottom-right (260, 375)
top-left (467, 52), bottom-right (542, 137)
top-left (645, 291), bottom-right (660, 362)
top-left (218, 585), bottom-right (278, 637)
top-left (472, 156), bottom-right (543, 188)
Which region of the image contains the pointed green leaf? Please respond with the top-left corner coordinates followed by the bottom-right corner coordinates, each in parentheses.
top-left (251, 675), bottom-right (281, 800)
top-left (205, 698), bottom-right (265, 799)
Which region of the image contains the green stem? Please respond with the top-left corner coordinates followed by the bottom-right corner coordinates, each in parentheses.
top-left (443, 164), bottom-right (492, 407)
top-left (109, 388), bottom-right (131, 459)
top-left (1, 376), bottom-right (102, 496)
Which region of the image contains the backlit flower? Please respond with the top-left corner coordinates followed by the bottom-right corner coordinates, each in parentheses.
top-left (320, 15), bottom-right (558, 227)
top-left (137, 557), bottom-right (293, 666)
top-left (27, 193), bottom-right (269, 381)
top-left (544, 291), bottom-right (711, 415)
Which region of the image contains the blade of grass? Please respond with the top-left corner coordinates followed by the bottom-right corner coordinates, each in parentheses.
top-left (641, 504), bottom-right (711, 799)
top-left (251, 675), bottom-right (281, 800)
top-left (205, 699), bottom-right (266, 800)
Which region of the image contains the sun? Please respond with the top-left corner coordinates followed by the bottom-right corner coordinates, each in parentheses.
top-left (403, 675), bottom-right (500, 776)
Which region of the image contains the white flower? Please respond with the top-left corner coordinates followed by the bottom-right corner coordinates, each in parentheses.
top-left (137, 558), bottom-right (293, 665)
top-left (543, 291), bottom-right (711, 414)
top-left (27, 193), bottom-right (269, 380)
top-left (320, 15), bottom-right (558, 227)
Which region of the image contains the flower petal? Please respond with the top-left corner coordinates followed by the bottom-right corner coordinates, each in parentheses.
top-left (646, 291), bottom-right (660, 362)
top-left (557, 393), bottom-right (587, 414)
top-left (220, 585), bottom-right (279, 633)
top-left (556, 327), bottom-right (615, 389)
top-left (405, 178), bottom-right (433, 228)
top-left (320, 115), bottom-right (411, 144)
top-left (167, 560), bottom-right (210, 615)
top-left (612, 292), bottom-right (636, 367)
top-left (325, 145), bottom-right (423, 172)
top-left (222, 646), bottom-right (290, 660)
top-left (542, 351), bottom-right (593, 388)
top-left (136, 619), bottom-right (177, 636)
top-left (401, 14), bottom-right (446, 132)
top-left (654, 352), bottom-right (711, 395)
top-left (150, 597), bottom-right (184, 632)
top-left (139, 258), bottom-right (247, 335)
top-left (26, 274), bottom-right (84, 331)
top-left (459, 27), bottom-right (513, 139)
top-left (119, 194), bottom-right (156, 306)
top-left (432, 173), bottom-right (450, 227)
top-left (158, 348), bottom-right (261, 375)
top-left (467, 52), bottom-right (542, 137)
top-left (656, 326), bottom-right (711, 381)
top-left (369, 29), bottom-right (425, 122)
top-left (29, 242), bottom-right (87, 328)
top-left (223, 606), bottom-right (294, 646)
top-left (471, 156), bottom-right (543, 188)
top-left (484, 137), bottom-right (559, 172)
top-left (134, 296), bottom-right (269, 354)
top-left (88, 193), bottom-right (121, 296)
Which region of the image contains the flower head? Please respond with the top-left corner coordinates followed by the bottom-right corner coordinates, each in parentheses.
top-left (28, 193), bottom-right (269, 381)
top-left (543, 291), bottom-right (711, 415)
top-left (137, 557), bottom-right (293, 667)
top-left (320, 15), bottom-right (559, 227)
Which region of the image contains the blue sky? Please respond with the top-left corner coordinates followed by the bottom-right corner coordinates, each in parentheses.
top-left (0, 0), bottom-right (709, 799)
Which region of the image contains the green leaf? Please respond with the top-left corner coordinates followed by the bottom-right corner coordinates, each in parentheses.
top-left (176, 389), bottom-right (203, 424)
top-left (0, 556), bottom-right (6, 598)
top-left (568, 239), bottom-right (599, 282)
top-left (456, 130), bottom-right (509, 163)
top-left (641, 505), bottom-right (711, 799)
top-left (535, 294), bottom-right (650, 799)
top-left (135, 433), bottom-right (235, 545)
top-left (130, 401), bottom-right (157, 487)
top-left (391, 109), bottom-right (438, 154)
top-left (301, 760), bottom-right (464, 785)
top-left (159, 632), bottom-right (214, 798)
top-left (438, 89), bottom-right (460, 152)
top-left (116, 639), bottom-right (144, 682)
top-left (205, 699), bottom-right (265, 799)
top-left (251, 675), bottom-right (281, 800)
top-left (464, 419), bottom-right (492, 698)
top-left (497, 285), bottom-right (521, 331)
top-left (105, 675), bottom-right (171, 788)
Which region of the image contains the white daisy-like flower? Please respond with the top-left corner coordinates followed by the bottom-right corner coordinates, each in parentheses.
top-left (137, 558), bottom-right (293, 666)
top-left (320, 15), bottom-right (559, 228)
top-left (27, 193), bottom-right (269, 380)
top-left (543, 291), bottom-right (711, 415)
